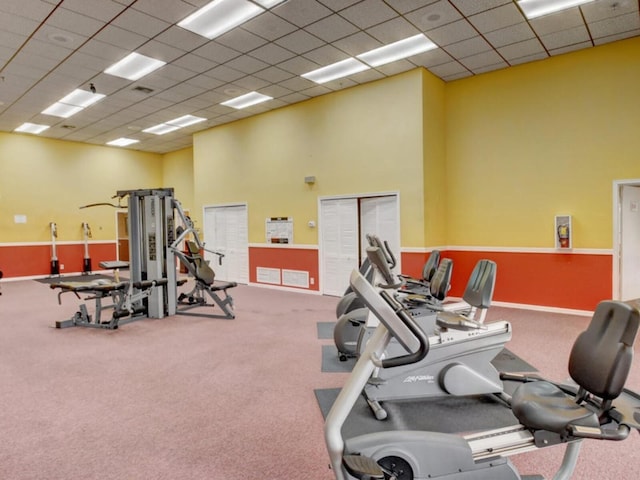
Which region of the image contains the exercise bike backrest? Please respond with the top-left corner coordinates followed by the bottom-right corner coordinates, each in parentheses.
top-left (350, 252), bottom-right (429, 369)
top-left (366, 246), bottom-right (403, 290)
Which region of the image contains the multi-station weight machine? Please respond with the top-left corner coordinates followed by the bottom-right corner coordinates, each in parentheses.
top-left (52, 188), bottom-right (237, 329)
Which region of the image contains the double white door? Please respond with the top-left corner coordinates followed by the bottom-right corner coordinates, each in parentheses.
top-left (320, 195), bottom-right (399, 296)
top-left (203, 205), bottom-right (249, 284)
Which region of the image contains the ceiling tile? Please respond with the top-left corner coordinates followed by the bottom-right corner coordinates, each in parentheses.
top-left (484, 22), bottom-right (536, 48)
top-left (458, 49), bottom-right (504, 70)
top-left (365, 16), bottom-right (422, 43)
top-left (539, 25), bottom-right (591, 51)
top-left (48, 8), bottom-right (106, 36)
top-left (582, 1), bottom-right (639, 23)
top-left (498, 38), bottom-right (546, 61)
top-left (273, 0), bottom-right (332, 27)
top-left (226, 55), bottom-right (271, 75)
top-left (205, 65), bottom-right (247, 83)
top-left (171, 53), bottom-right (219, 74)
top-left (305, 13), bottom-right (360, 42)
top-left (593, 28), bottom-right (640, 45)
top-left (383, 0), bottom-right (441, 15)
top-left (445, 36), bottom-right (493, 59)
top-left (549, 41), bottom-right (593, 56)
top-left (331, 31), bottom-right (379, 56)
top-left (93, 24), bottom-right (147, 50)
top-left (427, 60), bottom-right (468, 78)
top-left (426, 19), bottom-right (479, 46)
top-left (233, 75), bottom-right (271, 91)
top-left (589, 12), bottom-right (640, 39)
top-left (112, 9), bottom-right (171, 38)
top-left (507, 51), bottom-right (548, 66)
top-left (249, 42), bottom-right (297, 64)
top-left (0, 12), bottom-right (39, 36)
top-left (406, 0), bottom-right (464, 31)
top-left (316, 0), bottom-right (361, 11)
top-left (137, 40), bottom-right (187, 63)
top-left (216, 28), bottom-right (269, 53)
top-left (275, 29), bottom-right (326, 54)
top-left (50, 0), bottom-right (125, 23)
top-left (192, 42), bottom-right (241, 64)
top-left (253, 66), bottom-right (296, 84)
top-left (410, 48), bottom-right (454, 68)
top-left (467, 3), bottom-right (524, 33)
top-left (339, 0), bottom-right (399, 29)
top-left (529, 8), bottom-right (584, 36)
top-left (243, 12), bottom-right (298, 41)
top-left (0, 0), bottom-right (56, 21)
top-left (303, 44), bottom-right (351, 64)
top-left (131, 0), bottom-right (197, 24)
top-left (449, 0), bottom-right (512, 16)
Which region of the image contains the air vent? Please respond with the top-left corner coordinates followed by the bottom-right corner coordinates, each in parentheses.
top-left (132, 86), bottom-right (154, 94)
top-left (61, 125), bottom-right (76, 129)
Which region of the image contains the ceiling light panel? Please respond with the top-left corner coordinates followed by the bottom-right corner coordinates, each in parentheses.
top-left (301, 58), bottom-right (370, 84)
top-left (104, 52), bottom-right (167, 80)
top-left (518, 0), bottom-right (596, 19)
top-left (143, 124), bottom-right (182, 135)
top-left (357, 34), bottom-right (438, 67)
top-left (41, 88), bottom-right (106, 118)
top-left (14, 122), bottom-right (50, 134)
top-left (178, 0), bottom-right (265, 40)
top-left (107, 138), bottom-right (139, 147)
top-left (221, 91), bottom-right (273, 109)
top-left (167, 115), bottom-right (207, 127)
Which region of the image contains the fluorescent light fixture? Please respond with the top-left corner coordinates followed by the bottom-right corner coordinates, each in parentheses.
top-left (107, 137), bottom-right (139, 147)
top-left (59, 89), bottom-right (105, 108)
top-left (357, 34), bottom-right (437, 67)
top-left (178, 0), bottom-right (264, 40)
top-left (142, 123), bottom-right (182, 135)
top-left (167, 115), bottom-right (207, 127)
top-left (41, 103), bottom-right (84, 118)
top-left (104, 52), bottom-right (166, 81)
top-left (41, 88), bottom-right (106, 118)
top-left (301, 58), bottom-right (370, 84)
top-left (221, 91), bottom-right (273, 109)
top-left (14, 122), bottom-right (50, 134)
top-left (518, 0), bottom-right (595, 19)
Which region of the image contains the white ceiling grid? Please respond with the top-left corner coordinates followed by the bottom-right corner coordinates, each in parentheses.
top-left (0, 0), bottom-right (637, 153)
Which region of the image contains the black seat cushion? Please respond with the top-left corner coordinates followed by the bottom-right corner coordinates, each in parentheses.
top-left (512, 381), bottom-right (598, 434)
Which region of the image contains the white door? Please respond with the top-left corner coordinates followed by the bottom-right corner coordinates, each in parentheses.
top-left (360, 195), bottom-right (401, 273)
top-left (320, 198), bottom-right (359, 296)
top-left (203, 205), bottom-right (249, 284)
top-left (620, 185), bottom-right (640, 300)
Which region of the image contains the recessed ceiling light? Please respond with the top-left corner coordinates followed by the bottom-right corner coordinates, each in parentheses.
top-left (14, 122), bottom-right (50, 134)
top-left (517, 0), bottom-right (596, 19)
top-left (41, 88), bottom-right (105, 118)
top-left (104, 52), bottom-right (166, 81)
top-left (178, 0), bottom-right (264, 40)
top-left (301, 58), bottom-right (370, 84)
top-left (357, 34), bottom-right (438, 67)
top-left (167, 115), bottom-right (207, 127)
top-left (107, 138), bottom-right (139, 147)
top-left (221, 91), bottom-right (273, 109)
top-left (142, 124), bottom-right (182, 135)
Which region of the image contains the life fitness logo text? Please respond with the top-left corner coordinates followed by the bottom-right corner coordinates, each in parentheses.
top-left (403, 375), bottom-right (435, 384)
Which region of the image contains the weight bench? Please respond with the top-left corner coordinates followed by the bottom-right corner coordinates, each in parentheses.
top-left (51, 278), bottom-right (167, 329)
top-left (175, 241), bottom-right (237, 319)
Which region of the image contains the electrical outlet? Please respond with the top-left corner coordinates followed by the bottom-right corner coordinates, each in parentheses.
top-left (60, 264), bottom-right (65, 270)
top-left (310, 277), bottom-right (314, 285)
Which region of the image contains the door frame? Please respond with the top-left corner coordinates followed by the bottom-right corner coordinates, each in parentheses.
top-left (318, 191), bottom-right (401, 295)
top-left (202, 202), bottom-right (249, 284)
top-left (612, 179), bottom-right (640, 300)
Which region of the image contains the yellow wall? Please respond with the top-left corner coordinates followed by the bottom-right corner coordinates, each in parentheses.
top-left (193, 69), bottom-right (428, 246)
top-left (162, 147), bottom-right (194, 211)
top-left (422, 69), bottom-right (447, 246)
top-left (0, 133), bottom-right (162, 242)
top-left (445, 36), bottom-right (640, 249)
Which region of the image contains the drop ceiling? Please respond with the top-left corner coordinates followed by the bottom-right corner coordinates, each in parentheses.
top-left (0, 0), bottom-right (638, 154)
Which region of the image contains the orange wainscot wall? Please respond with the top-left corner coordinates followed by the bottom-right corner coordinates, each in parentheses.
top-left (402, 250), bottom-right (611, 312)
top-left (249, 246), bottom-right (319, 291)
top-left (0, 243), bottom-right (118, 278)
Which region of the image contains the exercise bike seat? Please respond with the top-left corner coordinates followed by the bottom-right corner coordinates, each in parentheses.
top-left (436, 313), bottom-right (488, 331)
top-left (511, 300), bottom-right (639, 435)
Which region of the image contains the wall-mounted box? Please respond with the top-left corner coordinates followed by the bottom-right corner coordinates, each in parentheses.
top-left (555, 215), bottom-right (572, 249)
